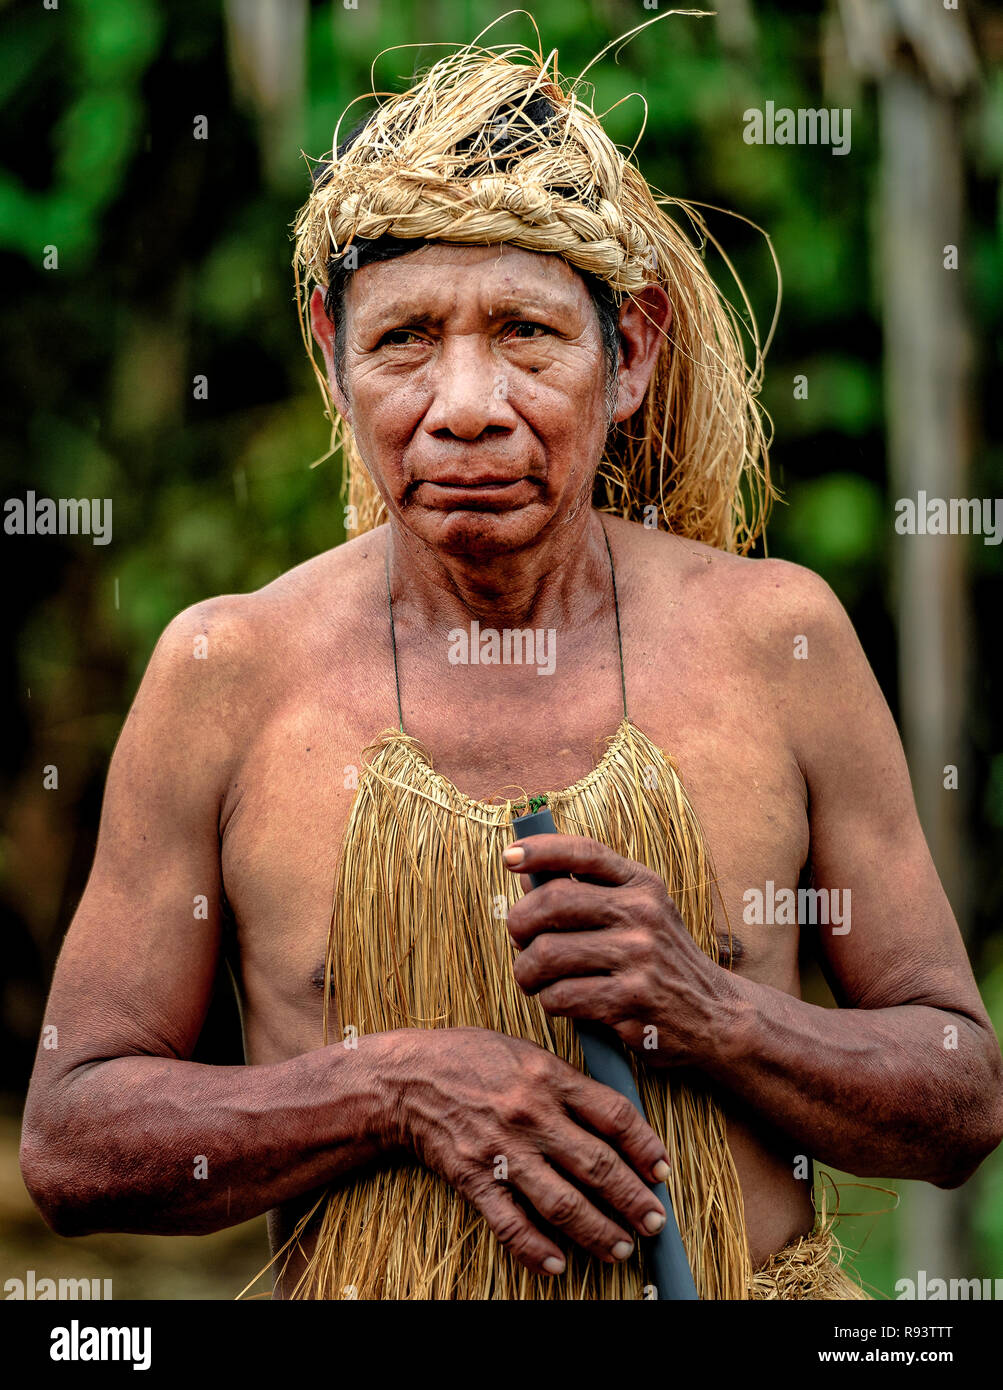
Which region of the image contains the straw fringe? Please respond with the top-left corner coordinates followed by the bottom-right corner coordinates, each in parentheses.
top-left (292, 20), bottom-right (778, 555)
top-left (281, 716), bottom-right (756, 1298)
top-left (749, 1183), bottom-right (871, 1301)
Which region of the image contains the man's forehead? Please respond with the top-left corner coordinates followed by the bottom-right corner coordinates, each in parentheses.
top-left (347, 242), bottom-right (589, 322)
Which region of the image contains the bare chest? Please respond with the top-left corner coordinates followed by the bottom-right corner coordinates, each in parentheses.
top-left (220, 627), bottom-right (810, 1064)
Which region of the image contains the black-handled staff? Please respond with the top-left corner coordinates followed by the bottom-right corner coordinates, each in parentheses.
top-left (510, 804), bottom-right (699, 1301)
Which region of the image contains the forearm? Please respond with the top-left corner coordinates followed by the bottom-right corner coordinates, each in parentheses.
top-left (694, 973), bottom-right (1003, 1185)
top-left (20, 1031), bottom-right (412, 1237)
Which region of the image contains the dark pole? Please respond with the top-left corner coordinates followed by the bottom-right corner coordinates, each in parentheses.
top-left (511, 805), bottom-right (699, 1300)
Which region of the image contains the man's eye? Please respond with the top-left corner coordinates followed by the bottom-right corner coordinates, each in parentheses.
top-left (379, 329), bottom-right (425, 347)
top-left (504, 321), bottom-right (549, 340)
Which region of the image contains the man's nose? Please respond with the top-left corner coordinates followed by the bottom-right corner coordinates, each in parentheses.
top-left (421, 336), bottom-right (517, 440)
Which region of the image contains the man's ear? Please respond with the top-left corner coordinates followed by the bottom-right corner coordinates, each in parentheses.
top-left (612, 285), bottom-right (672, 424)
top-left (309, 285), bottom-right (351, 421)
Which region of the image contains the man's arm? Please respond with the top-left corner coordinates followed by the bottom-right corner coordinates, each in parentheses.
top-left (505, 562), bottom-right (1003, 1187)
top-left (19, 601), bottom-right (406, 1235)
top-left (702, 563), bottom-right (1003, 1185)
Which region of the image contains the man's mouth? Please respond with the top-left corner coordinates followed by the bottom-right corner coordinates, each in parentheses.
top-left (427, 477), bottom-right (524, 488)
top-left (418, 477), bottom-right (531, 508)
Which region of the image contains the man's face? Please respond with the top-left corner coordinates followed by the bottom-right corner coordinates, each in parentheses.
top-left (313, 243), bottom-right (619, 556)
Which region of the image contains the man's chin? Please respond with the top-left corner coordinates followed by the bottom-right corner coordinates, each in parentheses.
top-left (404, 502), bottom-right (552, 557)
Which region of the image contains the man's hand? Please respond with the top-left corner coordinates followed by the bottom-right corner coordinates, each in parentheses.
top-left (391, 1026), bottom-right (670, 1278)
top-left (503, 834), bottom-right (730, 1066)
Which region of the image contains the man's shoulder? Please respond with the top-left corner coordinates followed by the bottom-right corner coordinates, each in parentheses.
top-left (608, 513), bottom-right (848, 650)
top-left (686, 548), bottom-right (849, 650)
top-left (160, 529), bottom-right (385, 656)
top-left (143, 530), bottom-right (386, 713)
top-left (616, 518), bottom-right (871, 772)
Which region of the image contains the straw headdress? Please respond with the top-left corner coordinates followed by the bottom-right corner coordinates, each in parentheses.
top-left (292, 9), bottom-right (777, 551)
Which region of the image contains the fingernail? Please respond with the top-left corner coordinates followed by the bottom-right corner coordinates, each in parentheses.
top-left (611, 1240), bottom-right (634, 1260)
top-left (652, 1160), bottom-right (670, 1182)
top-left (543, 1256), bottom-right (565, 1275)
top-left (643, 1210), bottom-right (666, 1234)
top-left (503, 846), bottom-right (525, 867)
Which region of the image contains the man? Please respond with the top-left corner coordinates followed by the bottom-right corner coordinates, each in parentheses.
top-left (20, 35), bottom-right (1003, 1300)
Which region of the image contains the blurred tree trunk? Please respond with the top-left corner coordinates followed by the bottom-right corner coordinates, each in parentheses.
top-left (837, 0), bottom-right (978, 1281)
top-left (224, 0), bottom-right (307, 189)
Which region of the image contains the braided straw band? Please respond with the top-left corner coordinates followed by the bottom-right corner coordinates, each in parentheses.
top-left (292, 42), bottom-right (666, 293)
top-left (300, 167), bottom-right (657, 296)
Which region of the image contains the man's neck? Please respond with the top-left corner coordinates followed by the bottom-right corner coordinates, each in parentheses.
top-left (385, 507), bottom-right (614, 633)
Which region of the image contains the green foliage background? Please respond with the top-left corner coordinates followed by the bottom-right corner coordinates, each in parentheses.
top-left (1, 0), bottom-right (1001, 1299)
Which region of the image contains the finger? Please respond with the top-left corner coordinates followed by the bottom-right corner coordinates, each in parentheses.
top-left (506, 878), bottom-right (627, 948)
top-left (538, 975), bottom-right (628, 1025)
top-left (513, 929), bottom-right (627, 994)
top-left (510, 1155), bottom-right (638, 1264)
top-left (465, 1175), bottom-right (569, 1278)
top-left (547, 1120), bottom-right (668, 1241)
top-left (566, 1076), bottom-right (671, 1187)
top-left (503, 834), bottom-right (641, 887)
